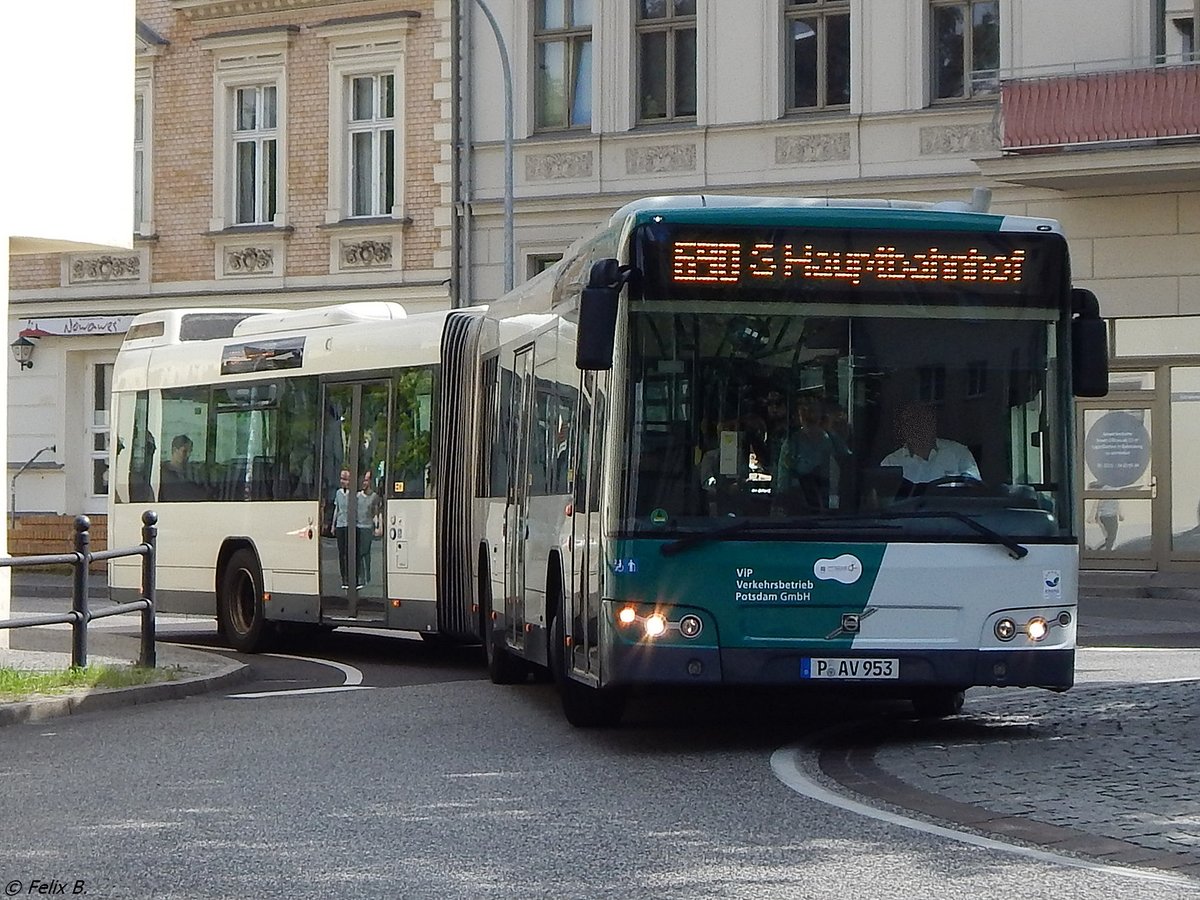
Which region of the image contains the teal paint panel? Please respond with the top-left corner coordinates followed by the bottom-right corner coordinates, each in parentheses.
top-left (608, 539), bottom-right (887, 650)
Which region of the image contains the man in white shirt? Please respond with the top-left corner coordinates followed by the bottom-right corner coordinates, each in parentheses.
top-left (881, 401), bottom-right (980, 484)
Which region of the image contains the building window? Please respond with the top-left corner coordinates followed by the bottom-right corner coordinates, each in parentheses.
top-left (134, 91), bottom-right (147, 234)
top-left (967, 360), bottom-right (988, 397)
top-left (535, 0), bottom-right (593, 130)
top-left (90, 362), bottom-right (114, 500)
top-left (785, 0), bottom-right (850, 110)
top-left (636, 0), bottom-right (697, 122)
top-left (930, 0), bottom-right (999, 101)
top-left (1155, 1), bottom-right (1198, 64)
top-left (527, 253), bottom-right (563, 280)
top-left (347, 74), bottom-right (395, 217)
top-left (918, 365), bottom-right (946, 403)
top-left (232, 85), bottom-right (279, 225)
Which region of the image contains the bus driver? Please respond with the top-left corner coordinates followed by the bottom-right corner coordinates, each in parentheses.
top-left (881, 401), bottom-right (980, 485)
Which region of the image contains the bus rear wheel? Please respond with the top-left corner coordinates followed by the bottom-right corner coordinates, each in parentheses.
top-left (482, 588), bottom-right (528, 685)
top-left (911, 688), bottom-right (965, 719)
top-left (218, 548), bottom-right (270, 653)
top-left (550, 612), bottom-right (625, 728)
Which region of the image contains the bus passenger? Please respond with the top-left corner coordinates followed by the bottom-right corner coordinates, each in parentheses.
top-left (355, 471), bottom-right (382, 587)
top-left (330, 468), bottom-right (352, 589)
top-left (159, 434), bottom-right (205, 501)
top-left (881, 402), bottom-right (980, 485)
top-left (772, 395), bottom-right (835, 513)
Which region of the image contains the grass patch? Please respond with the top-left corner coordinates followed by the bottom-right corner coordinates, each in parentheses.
top-left (0, 664), bottom-right (180, 700)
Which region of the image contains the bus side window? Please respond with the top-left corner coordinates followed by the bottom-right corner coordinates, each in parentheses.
top-left (392, 366), bottom-right (434, 498)
top-left (127, 391), bottom-right (155, 503)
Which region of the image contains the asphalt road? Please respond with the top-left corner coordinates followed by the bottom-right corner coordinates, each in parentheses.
top-left (2, 595), bottom-right (1199, 899)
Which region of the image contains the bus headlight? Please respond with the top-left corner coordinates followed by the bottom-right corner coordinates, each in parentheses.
top-left (994, 618), bottom-right (1017, 641)
top-left (644, 613), bottom-right (668, 638)
top-left (617, 606), bottom-right (638, 627)
top-left (1026, 617), bottom-right (1049, 641)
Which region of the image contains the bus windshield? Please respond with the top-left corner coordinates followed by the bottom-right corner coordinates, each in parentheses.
top-left (619, 223), bottom-right (1072, 543)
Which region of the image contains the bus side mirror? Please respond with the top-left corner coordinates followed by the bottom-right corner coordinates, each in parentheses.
top-left (576, 259), bottom-right (626, 371)
top-left (1071, 288), bottom-right (1109, 398)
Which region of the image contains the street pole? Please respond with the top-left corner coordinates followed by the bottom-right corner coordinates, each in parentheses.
top-left (471, 0), bottom-right (514, 293)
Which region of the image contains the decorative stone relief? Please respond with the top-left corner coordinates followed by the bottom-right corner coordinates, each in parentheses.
top-left (223, 246), bottom-right (275, 276)
top-left (525, 151), bottom-right (594, 181)
top-left (625, 144), bottom-right (696, 175)
top-left (68, 255), bottom-right (141, 284)
top-left (774, 133), bottom-right (852, 165)
top-left (919, 123), bottom-right (999, 155)
top-left (340, 238), bottom-right (393, 268)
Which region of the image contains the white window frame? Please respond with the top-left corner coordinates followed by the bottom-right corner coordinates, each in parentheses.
top-left (783, 0), bottom-right (851, 112)
top-left (635, 0), bottom-right (699, 124)
top-left (346, 72), bottom-right (397, 218)
top-left (321, 19), bottom-right (413, 225)
top-left (134, 69), bottom-right (153, 236)
top-left (199, 30), bottom-right (291, 232)
top-left (533, 0), bottom-right (594, 131)
top-left (928, 0), bottom-right (1000, 103)
top-left (230, 83), bottom-right (280, 225)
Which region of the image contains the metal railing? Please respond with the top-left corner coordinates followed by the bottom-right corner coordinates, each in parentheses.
top-left (0, 511), bottom-right (158, 668)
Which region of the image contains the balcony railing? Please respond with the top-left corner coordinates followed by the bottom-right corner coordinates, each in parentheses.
top-left (1000, 63), bottom-right (1200, 151)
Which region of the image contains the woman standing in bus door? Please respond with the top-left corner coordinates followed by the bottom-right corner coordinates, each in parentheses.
top-left (329, 469), bottom-right (352, 589)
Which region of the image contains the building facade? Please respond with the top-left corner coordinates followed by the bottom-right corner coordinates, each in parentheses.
top-left (7, 0), bottom-right (454, 553)
top-left (458, 0), bottom-right (1200, 574)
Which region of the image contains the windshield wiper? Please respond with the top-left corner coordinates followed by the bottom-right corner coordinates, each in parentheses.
top-left (876, 510), bottom-right (1029, 560)
top-left (659, 515), bottom-right (898, 557)
top-left (659, 510), bottom-right (1028, 560)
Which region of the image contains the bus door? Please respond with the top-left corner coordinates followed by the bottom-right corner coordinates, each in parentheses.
top-left (568, 371), bottom-right (605, 681)
top-left (319, 380), bottom-right (390, 622)
top-left (503, 345), bottom-right (536, 653)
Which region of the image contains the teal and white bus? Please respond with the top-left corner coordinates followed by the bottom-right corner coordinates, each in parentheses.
top-left (108, 194), bottom-right (1108, 727)
top-left (460, 194), bottom-right (1107, 725)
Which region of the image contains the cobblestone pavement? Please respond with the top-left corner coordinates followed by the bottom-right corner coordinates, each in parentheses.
top-left (821, 649), bottom-right (1200, 875)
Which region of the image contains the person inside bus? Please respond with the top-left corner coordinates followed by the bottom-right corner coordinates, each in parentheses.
top-left (772, 394), bottom-right (837, 513)
top-left (881, 401), bottom-right (980, 487)
top-left (355, 470), bottom-right (383, 589)
top-left (330, 468), bottom-right (352, 589)
top-left (159, 434), bottom-right (205, 501)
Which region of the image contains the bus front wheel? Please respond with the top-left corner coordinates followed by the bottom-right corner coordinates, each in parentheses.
top-left (550, 612), bottom-right (625, 728)
top-left (218, 548), bottom-right (270, 653)
top-left (911, 688), bottom-right (965, 719)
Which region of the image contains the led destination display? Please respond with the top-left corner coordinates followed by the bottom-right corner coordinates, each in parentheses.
top-left (672, 240), bottom-right (1026, 287)
top-left (635, 223), bottom-right (1066, 305)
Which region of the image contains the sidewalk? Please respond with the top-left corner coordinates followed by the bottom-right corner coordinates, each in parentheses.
top-left (814, 576), bottom-right (1200, 875)
top-left (1, 572), bottom-right (248, 727)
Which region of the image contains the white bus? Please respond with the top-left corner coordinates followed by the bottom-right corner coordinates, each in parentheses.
top-left (108, 302), bottom-right (478, 649)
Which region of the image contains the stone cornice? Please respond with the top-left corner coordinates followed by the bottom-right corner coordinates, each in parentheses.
top-left (172, 0), bottom-right (362, 22)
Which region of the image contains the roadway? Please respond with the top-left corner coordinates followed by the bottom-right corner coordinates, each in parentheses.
top-left (0, 590), bottom-right (1197, 898)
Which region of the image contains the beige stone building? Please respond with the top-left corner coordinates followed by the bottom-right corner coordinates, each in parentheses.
top-left (7, 0), bottom-right (454, 553)
top-left (459, 0), bottom-right (1200, 574)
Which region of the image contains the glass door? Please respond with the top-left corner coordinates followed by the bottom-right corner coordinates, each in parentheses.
top-left (1078, 371), bottom-right (1159, 570)
top-left (319, 380), bottom-right (389, 620)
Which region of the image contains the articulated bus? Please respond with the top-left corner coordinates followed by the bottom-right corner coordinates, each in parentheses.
top-left (108, 303), bottom-right (472, 647)
top-left (109, 194), bottom-right (1108, 726)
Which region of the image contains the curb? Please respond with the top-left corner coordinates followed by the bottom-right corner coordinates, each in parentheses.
top-left (0, 655), bottom-right (251, 728)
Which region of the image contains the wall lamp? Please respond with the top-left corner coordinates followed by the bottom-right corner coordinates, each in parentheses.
top-left (10, 335), bottom-right (36, 370)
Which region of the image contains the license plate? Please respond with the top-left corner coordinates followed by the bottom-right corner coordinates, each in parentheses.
top-left (801, 657), bottom-right (899, 680)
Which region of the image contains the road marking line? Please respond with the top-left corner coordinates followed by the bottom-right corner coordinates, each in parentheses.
top-left (263, 652), bottom-right (365, 686)
top-left (770, 744), bottom-right (1199, 887)
top-left (228, 685), bottom-right (375, 699)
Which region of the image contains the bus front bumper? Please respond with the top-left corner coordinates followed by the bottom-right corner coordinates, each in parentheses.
top-left (604, 642), bottom-right (1073, 691)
